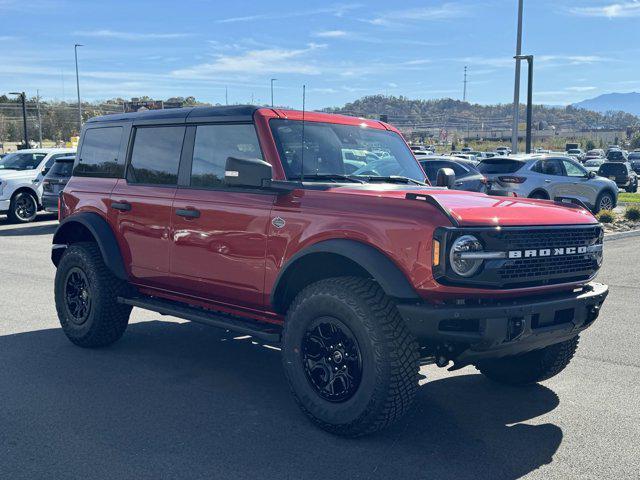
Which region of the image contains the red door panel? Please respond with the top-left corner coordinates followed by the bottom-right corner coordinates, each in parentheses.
top-left (170, 189), bottom-right (274, 309)
top-left (109, 179), bottom-right (176, 289)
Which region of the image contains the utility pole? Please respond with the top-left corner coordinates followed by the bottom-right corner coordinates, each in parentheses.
top-left (270, 78), bottom-right (277, 107)
top-left (225, 86), bottom-right (228, 105)
top-left (36, 90), bottom-right (43, 146)
top-left (463, 66), bottom-right (468, 102)
top-left (74, 43), bottom-right (84, 133)
top-left (515, 55), bottom-right (534, 153)
top-left (10, 92), bottom-right (29, 148)
top-left (511, 0), bottom-right (524, 153)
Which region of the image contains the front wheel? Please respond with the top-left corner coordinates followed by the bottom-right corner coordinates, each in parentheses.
top-left (8, 191), bottom-right (38, 223)
top-left (475, 336), bottom-right (579, 385)
top-left (595, 191), bottom-right (615, 213)
top-left (282, 277), bottom-right (419, 437)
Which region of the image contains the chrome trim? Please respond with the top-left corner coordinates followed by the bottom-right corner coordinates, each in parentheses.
top-left (458, 251), bottom-right (507, 260)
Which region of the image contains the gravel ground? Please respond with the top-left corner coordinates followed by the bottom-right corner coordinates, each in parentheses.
top-left (0, 214), bottom-right (638, 480)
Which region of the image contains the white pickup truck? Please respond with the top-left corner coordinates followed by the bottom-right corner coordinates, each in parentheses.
top-left (0, 148), bottom-right (75, 222)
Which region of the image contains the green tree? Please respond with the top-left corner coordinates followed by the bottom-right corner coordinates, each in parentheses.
top-left (585, 140), bottom-right (596, 151)
top-left (631, 133), bottom-right (640, 150)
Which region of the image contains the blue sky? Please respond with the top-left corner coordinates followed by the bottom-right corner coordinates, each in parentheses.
top-left (1, 0), bottom-right (639, 109)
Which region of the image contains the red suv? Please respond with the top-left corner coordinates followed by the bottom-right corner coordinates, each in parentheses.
top-left (52, 106), bottom-right (608, 436)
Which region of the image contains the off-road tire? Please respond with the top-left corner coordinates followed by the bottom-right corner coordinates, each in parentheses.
top-left (282, 277), bottom-right (419, 437)
top-left (475, 335), bottom-right (579, 385)
top-left (595, 191), bottom-right (615, 213)
top-left (8, 190), bottom-right (38, 223)
top-left (55, 242), bottom-right (132, 347)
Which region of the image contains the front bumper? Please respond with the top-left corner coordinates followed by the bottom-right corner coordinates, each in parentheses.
top-left (0, 198), bottom-right (9, 213)
top-left (397, 282), bottom-right (608, 366)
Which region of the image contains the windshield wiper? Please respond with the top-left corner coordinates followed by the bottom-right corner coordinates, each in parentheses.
top-left (360, 175), bottom-right (427, 186)
top-left (289, 174), bottom-right (366, 184)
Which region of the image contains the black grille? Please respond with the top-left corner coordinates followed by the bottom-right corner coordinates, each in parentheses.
top-left (494, 226), bottom-right (602, 287)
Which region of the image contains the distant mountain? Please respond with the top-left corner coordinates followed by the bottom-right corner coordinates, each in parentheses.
top-left (573, 92), bottom-right (640, 116)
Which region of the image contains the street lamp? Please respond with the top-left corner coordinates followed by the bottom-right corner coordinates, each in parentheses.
top-left (9, 91), bottom-right (28, 148)
top-left (270, 78), bottom-right (277, 107)
top-left (515, 54), bottom-right (534, 154)
top-left (74, 43), bottom-right (84, 133)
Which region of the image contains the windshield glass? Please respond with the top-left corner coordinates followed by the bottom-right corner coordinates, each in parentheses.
top-left (628, 153), bottom-right (640, 160)
top-left (585, 160), bottom-right (603, 166)
top-left (0, 152), bottom-right (47, 171)
top-left (568, 149), bottom-right (581, 154)
top-left (270, 119), bottom-right (425, 182)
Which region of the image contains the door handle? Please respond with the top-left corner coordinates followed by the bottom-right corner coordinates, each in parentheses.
top-left (544, 179), bottom-right (551, 183)
top-left (176, 208), bottom-right (200, 219)
top-left (111, 201), bottom-right (131, 212)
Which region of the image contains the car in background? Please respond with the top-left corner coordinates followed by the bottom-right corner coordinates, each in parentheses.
top-left (534, 148), bottom-right (551, 154)
top-left (477, 155), bottom-right (618, 212)
top-left (452, 153), bottom-right (478, 163)
top-left (41, 155), bottom-right (75, 213)
top-left (466, 151), bottom-right (488, 160)
top-left (410, 145), bottom-right (430, 154)
top-left (628, 152), bottom-right (640, 174)
top-left (597, 162), bottom-right (638, 193)
top-left (0, 148), bottom-right (75, 222)
top-left (419, 156), bottom-right (487, 192)
top-left (566, 148), bottom-right (586, 162)
top-left (483, 152), bottom-right (499, 158)
top-left (585, 149), bottom-right (605, 159)
top-left (584, 158), bottom-right (606, 173)
top-left (606, 149), bottom-right (628, 162)
top-left (495, 146), bottom-right (512, 156)
top-left (461, 147), bottom-right (472, 153)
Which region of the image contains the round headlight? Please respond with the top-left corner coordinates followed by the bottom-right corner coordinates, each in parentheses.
top-left (449, 235), bottom-right (483, 277)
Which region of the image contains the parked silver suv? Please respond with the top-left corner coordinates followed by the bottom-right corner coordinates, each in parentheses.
top-left (478, 155), bottom-right (618, 212)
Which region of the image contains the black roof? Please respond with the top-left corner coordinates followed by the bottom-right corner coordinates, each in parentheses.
top-left (86, 105), bottom-right (261, 124)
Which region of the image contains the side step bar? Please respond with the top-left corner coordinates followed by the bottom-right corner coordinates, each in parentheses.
top-left (118, 296), bottom-right (282, 343)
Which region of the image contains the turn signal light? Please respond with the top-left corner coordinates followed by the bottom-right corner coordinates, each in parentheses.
top-left (433, 239), bottom-right (441, 266)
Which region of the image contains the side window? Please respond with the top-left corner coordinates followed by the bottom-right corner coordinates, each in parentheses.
top-left (562, 159), bottom-right (587, 177)
top-left (537, 159), bottom-right (563, 176)
top-left (127, 126), bottom-right (185, 185)
top-left (75, 127), bottom-right (123, 177)
top-left (190, 124), bottom-right (263, 188)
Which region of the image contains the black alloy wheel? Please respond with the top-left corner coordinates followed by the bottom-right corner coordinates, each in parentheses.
top-left (301, 317), bottom-right (363, 403)
top-left (64, 267), bottom-right (92, 325)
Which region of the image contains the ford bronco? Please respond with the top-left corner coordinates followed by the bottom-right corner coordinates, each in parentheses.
top-left (52, 106), bottom-right (608, 436)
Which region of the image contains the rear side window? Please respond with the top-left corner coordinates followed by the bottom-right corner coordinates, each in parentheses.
top-left (127, 126), bottom-right (185, 185)
top-left (190, 124), bottom-right (263, 188)
top-left (420, 161), bottom-right (468, 182)
top-left (477, 159), bottom-right (524, 174)
top-left (75, 127), bottom-right (123, 177)
top-left (50, 160), bottom-right (75, 176)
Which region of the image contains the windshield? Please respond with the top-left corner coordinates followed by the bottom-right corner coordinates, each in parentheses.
top-left (628, 153), bottom-right (640, 160)
top-left (598, 163), bottom-right (626, 175)
top-left (568, 149), bottom-right (581, 154)
top-left (585, 160), bottom-right (603, 166)
top-left (0, 152), bottom-right (47, 171)
top-left (270, 119), bottom-right (426, 183)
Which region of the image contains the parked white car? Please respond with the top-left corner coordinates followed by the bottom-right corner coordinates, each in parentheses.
top-left (0, 148), bottom-right (75, 222)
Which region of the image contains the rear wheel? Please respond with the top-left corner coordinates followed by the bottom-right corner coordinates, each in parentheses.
top-left (55, 242), bottom-right (132, 347)
top-left (8, 191), bottom-right (38, 223)
top-left (475, 336), bottom-right (579, 385)
top-left (595, 191), bottom-right (615, 213)
top-left (282, 277), bottom-right (419, 437)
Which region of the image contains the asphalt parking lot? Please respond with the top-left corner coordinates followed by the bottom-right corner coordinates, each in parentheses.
top-left (0, 215), bottom-right (638, 480)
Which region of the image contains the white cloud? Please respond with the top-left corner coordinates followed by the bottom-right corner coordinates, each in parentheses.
top-left (171, 44), bottom-right (326, 78)
top-left (370, 2), bottom-right (470, 26)
top-left (566, 86), bottom-right (597, 92)
top-left (217, 4), bottom-right (361, 23)
top-left (314, 30), bottom-right (348, 38)
top-left (73, 30), bottom-right (192, 40)
top-left (569, 1), bottom-right (640, 18)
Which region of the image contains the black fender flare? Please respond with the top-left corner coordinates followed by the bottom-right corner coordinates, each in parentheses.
top-left (270, 239), bottom-right (420, 310)
top-left (528, 188), bottom-right (550, 200)
top-left (51, 212), bottom-right (128, 280)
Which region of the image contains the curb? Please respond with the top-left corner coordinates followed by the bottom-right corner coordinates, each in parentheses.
top-left (604, 228), bottom-right (640, 242)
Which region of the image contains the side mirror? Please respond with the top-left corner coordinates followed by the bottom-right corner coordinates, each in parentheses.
top-left (436, 167), bottom-right (456, 188)
top-left (588, 171), bottom-right (596, 179)
top-left (224, 157), bottom-right (273, 189)
top-left (41, 167), bottom-right (50, 176)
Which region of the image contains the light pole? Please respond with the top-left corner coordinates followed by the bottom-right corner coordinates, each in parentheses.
top-left (515, 55), bottom-right (533, 153)
top-left (9, 91), bottom-right (28, 148)
top-left (270, 78), bottom-right (277, 107)
top-left (74, 43), bottom-right (84, 133)
top-left (511, 0), bottom-right (524, 153)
